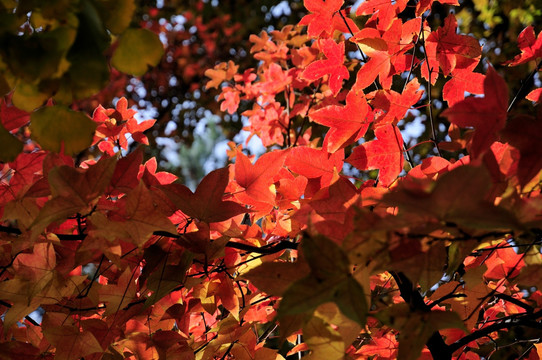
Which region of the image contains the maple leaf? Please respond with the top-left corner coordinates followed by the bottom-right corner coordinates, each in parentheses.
top-left (385, 165), bottom-right (519, 229)
top-left (422, 14), bottom-right (482, 81)
top-left (298, 0), bottom-right (344, 38)
top-left (285, 146), bottom-right (344, 197)
top-left (352, 19), bottom-right (419, 90)
top-left (0, 98), bottom-right (30, 131)
top-left (347, 124), bottom-right (404, 187)
top-left (242, 260), bottom-right (310, 296)
top-left (309, 89), bottom-right (372, 153)
top-left (279, 234), bottom-right (367, 326)
top-left (107, 181), bottom-right (178, 246)
top-left (219, 87), bottom-right (240, 114)
top-left (43, 324), bottom-right (103, 360)
top-left (28, 155), bottom-right (117, 237)
top-left (441, 66), bottom-right (508, 159)
top-left (356, 0), bottom-right (407, 31)
top-left (98, 267), bottom-right (138, 315)
top-left (161, 167), bottom-right (247, 223)
top-left (300, 38), bottom-right (349, 95)
top-left (309, 176), bottom-right (359, 223)
top-left (415, 0), bottom-right (459, 17)
top-left (258, 62), bottom-right (292, 95)
top-left (504, 26), bottom-right (542, 66)
top-left (376, 304), bottom-right (464, 360)
top-left (442, 57), bottom-right (485, 106)
top-left (371, 78), bottom-right (423, 125)
top-left (204, 60), bottom-right (239, 89)
top-left (92, 97), bottom-right (155, 155)
top-left (6, 151), bottom-right (46, 195)
top-left (234, 150), bottom-right (287, 215)
top-left (108, 147), bottom-right (143, 194)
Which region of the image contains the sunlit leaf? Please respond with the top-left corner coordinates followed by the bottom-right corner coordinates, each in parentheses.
top-left (30, 106), bottom-right (97, 155)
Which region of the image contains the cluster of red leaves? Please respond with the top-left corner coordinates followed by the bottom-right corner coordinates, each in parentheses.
top-left (1, 0), bottom-right (542, 359)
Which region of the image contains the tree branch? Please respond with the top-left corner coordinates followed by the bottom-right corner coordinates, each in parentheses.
top-left (390, 271), bottom-right (452, 360)
top-left (0, 225), bottom-right (298, 254)
top-left (449, 312), bottom-right (542, 353)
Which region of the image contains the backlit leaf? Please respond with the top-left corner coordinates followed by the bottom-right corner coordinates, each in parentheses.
top-left (30, 106), bottom-right (97, 155)
top-left (347, 124), bottom-right (404, 187)
top-left (43, 324), bottom-right (103, 360)
top-left (112, 28), bottom-right (164, 76)
top-left (161, 167), bottom-right (247, 223)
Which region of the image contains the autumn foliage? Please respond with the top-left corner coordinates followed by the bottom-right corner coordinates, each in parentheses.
top-left (2, 0), bottom-right (542, 359)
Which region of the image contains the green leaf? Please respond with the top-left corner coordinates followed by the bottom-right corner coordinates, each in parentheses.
top-left (30, 106), bottom-right (96, 155)
top-left (0, 122), bottom-right (23, 162)
top-left (279, 275), bottom-right (367, 326)
top-left (2, 25), bottom-right (76, 83)
top-left (12, 81), bottom-right (50, 111)
top-left (334, 277), bottom-right (367, 326)
top-left (66, 0), bottom-right (110, 99)
top-left (112, 28), bottom-right (164, 76)
top-left (94, 0), bottom-right (136, 34)
top-left (279, 277), bottom-right (342, 317)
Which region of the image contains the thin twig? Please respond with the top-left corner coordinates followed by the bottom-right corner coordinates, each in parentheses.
top-left (507, 60), bottom-right (542, 112)
top-left (418, 18), bottom-right (442, 157)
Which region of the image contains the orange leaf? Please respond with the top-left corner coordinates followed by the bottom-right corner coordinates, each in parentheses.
top-left (43, 324), bottom-right (103, 360)
top-left (347, 124), bottom-right (404, 187)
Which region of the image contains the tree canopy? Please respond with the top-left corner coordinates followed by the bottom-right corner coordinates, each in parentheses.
top-left (1, 0), bottom-right (542, 359)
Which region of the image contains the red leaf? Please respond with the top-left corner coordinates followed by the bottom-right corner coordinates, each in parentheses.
top-left (285, 146), bottom-right (344, 196)
top-left (300, 39), bottom-right (349, 95)
top-left (109, 147), bottom-right (143, 194)
top-left (309, 89), bottom-right (372, 153)
top-left (442, 56), bottom-right (485, 106)
top-left (371, 79), bottom-right (423, 125)
top-left (298, 0), bottom-right (344, 38)
top-left (161, 167), bottom-right (247, 223)
top-left (352, 19), bottom-right (419, 90)
top-left (347, 124), bottom-right (404, 187)
top-left (504, 26), bottom-right (542, 66)
top-left (309, 176), bottom-right (359, 223)
top-left (422, 14), bottom-right (481, 81)
top-left (356, 0), bottom-right (407, 31)
top-left (107, 181), bottom-right (178, 246)
top-left (441, 66), bottom-right (508, 158)
top-left (234, 150), bottom-right (287, 214)
top-left (526, 88), bottom-right (542, 103)
top-left (415, 0), bottom-right (459, 17)
top-left (0, 99), bottom-right (30, 131)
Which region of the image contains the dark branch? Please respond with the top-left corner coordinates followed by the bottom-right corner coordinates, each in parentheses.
top-left (0, 225), bottom-right (298, 255)
top-left (390, 271), bottom-right (452, 360)
top-left (449, 312), bottom-right (542, 353)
